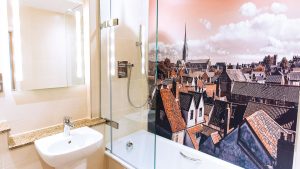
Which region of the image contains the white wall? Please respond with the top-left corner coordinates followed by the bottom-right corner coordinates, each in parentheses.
top-left (0, 0), bottom-right (106, 168)
top-left (0, 0), bottom-right (94, 135)
top-left (1, 2), bottom-right (88, 134)
top-left (1, 1), bottom-right (88, 135)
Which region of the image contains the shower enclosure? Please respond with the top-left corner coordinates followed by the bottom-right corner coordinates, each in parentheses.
top-left (99, 0), bottom-right (260, 169)
top-left (100, 0), bottom-right (157, 168)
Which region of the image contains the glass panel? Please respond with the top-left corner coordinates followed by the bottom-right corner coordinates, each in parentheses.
top-left (99, 0), bottom-right (111, 151)
top-left (100, 0), bottom-right (157, 168)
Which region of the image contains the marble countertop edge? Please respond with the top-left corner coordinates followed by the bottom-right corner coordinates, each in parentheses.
top-left (8, 118), bottom-right (106, 150)
top-left (0, 120), bottom-right (11, 133)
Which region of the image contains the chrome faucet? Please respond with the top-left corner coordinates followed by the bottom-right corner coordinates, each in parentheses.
top-left (63, 116), bottom-right (74, 136)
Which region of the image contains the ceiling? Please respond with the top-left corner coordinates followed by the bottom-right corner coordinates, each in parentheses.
top-left (20, 0), bottom-right (82, 13)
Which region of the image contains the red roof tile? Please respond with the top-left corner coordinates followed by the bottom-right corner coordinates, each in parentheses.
top-left (246, 110), bottom-right (291, 158)
top-left (186, 124), bottom-right (203, 150)
top-left (160, 89), bottom-right (186, 133)
top-left (205, 84), bottom-right (216, 97)
top-left (244, 102), bottom-right (297, 131)
top-left (201, 124), bottom-right (219, 137)
top-left (197, 80), bottom-right (204, 89)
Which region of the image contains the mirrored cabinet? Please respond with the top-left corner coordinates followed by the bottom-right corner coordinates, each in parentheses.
top-left (7, 0), bottom-right (85, 91)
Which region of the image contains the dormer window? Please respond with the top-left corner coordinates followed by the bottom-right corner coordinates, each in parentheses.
top-left (190, 110), bottom-right (194, 120)
top-left (199, 108), bottom-right (203, 117)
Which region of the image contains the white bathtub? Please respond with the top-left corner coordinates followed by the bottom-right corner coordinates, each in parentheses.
top-left (105, 130), bottom-right (243, 169)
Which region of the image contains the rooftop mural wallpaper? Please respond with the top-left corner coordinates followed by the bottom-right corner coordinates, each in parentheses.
top-left (148, 1), bottom-right (299, 169)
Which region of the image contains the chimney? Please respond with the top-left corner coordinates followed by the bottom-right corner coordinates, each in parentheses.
top-left (224, 103), bottom-right (231, 136)
top-left (274, 55), bottom-right (278, 65)
top-left (275, 132), bottom-right (295, 169)
top-left (171, 78), bottom-right (176, 97)
top-left (194, 78), bottom-right (198, 91)
top-left (217, 79), bottom-right (221, 97)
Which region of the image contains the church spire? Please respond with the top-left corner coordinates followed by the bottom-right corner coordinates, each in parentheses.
top-left (182, 24), bottom-right (188, 62)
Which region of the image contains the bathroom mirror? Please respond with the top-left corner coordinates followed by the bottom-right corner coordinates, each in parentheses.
top-left (7, 0), bottom-right (85, 91)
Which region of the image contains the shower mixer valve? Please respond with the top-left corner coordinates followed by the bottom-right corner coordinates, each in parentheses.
top-left (117, 61), bottom-right (134, 78)
top-left (136, 41), bottom-right (142, 46)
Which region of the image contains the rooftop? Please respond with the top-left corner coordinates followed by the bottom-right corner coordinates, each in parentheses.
top-left (201, 124), bottom-right (219, 137)
top-left (176, 83), bottom-right (188, 99)
top-left (179, 92), bottom-right (194, 111)
top-left (186, 124), bottom-right (203, 150)
top-left (205, 72), bottom-right (215, 78)
top-left (265, 75), bottom-right (283, 84)
top-left (226, 69), bottom-right (247, 82)
top-left (288, 72), bottom-right (300, 81)
top-left (246, 110), bottom-right (291, 159)
top-left (208, 100), bottom-right (228, 130)
top-left (160, 89), bottom-right (187, 133)
top-left (188, 91), bottom-right (202, 109)
top-left (244, 102), bottom-right (297, 131)
top-left (190, 71), bottom-right (205, 78)
top-left (188, 59), bottom-right (210, 64)
top-left (205, 83), bottom-right (216, 98)
top-left (232, 81), bottom-right (300, 103)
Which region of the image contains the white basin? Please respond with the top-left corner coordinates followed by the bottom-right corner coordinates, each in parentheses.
top-left (34, 127), bottom-right (103, 168)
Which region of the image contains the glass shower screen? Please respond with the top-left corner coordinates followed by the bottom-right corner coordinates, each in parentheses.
top-left (100, 0), bottom-right (157, 168)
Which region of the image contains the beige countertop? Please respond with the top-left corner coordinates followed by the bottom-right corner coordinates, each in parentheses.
top-left (8, 118), bottom-right (106, 149)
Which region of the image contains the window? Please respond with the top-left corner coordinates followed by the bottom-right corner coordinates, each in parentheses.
top-left (190, 110), bottom-right (194, 120)
top-left (199, 108), bottom-right (203, 117)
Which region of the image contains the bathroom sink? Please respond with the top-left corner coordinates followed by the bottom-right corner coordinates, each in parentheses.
top-left (34, 127), bottom-right (103, 168)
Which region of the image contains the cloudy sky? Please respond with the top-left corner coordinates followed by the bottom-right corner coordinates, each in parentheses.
top-left (149, 0), bottom-right (300, 64)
